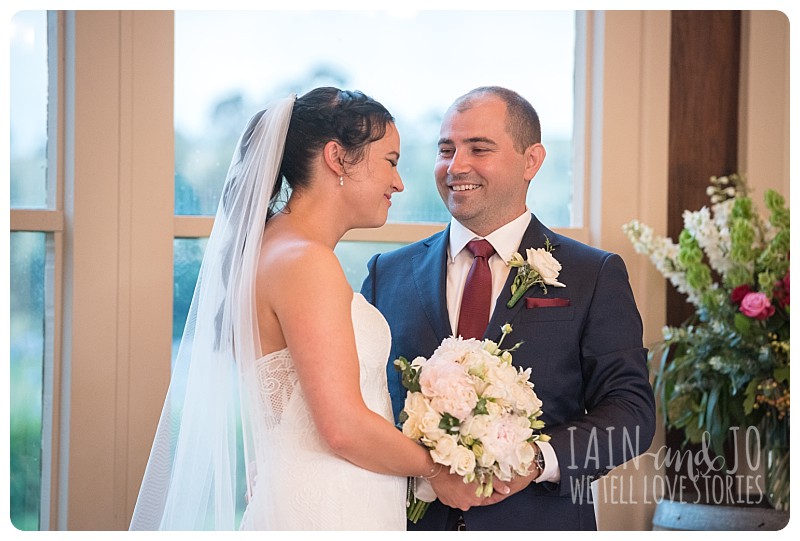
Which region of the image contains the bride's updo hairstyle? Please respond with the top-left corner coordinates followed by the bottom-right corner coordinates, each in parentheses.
top-left (270, 87), bottom-right (394, 215)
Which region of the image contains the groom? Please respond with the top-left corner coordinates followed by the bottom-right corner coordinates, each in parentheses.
top-left (361, 87), bottom-right (656, 530)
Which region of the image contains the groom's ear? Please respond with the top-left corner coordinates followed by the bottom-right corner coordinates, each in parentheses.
top-left (523, 143), bottom-right (546, 183)
top-left (322, 140), bottom-right (346, 176)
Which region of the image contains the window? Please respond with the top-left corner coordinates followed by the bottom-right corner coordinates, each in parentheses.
top-left (173, 10), bottom-right (577, 335)
top-left (9, 10), bottom-right (53, 531)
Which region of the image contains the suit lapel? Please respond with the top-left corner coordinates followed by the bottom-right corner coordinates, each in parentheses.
top-left (485, 215), bottom-right (560, 341)
top-left (411, 226), bottom-right (452, 340)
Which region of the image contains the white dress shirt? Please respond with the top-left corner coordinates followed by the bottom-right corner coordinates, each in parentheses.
top-left (446, 210), bottom-right (560, 483)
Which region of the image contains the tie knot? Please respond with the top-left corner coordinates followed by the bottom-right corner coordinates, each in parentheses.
top-left (467, 239), bottom-right (495, 259)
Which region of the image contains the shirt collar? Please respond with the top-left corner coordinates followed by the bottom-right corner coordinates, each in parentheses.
top-left (448, 210), bottom-right (532, 263)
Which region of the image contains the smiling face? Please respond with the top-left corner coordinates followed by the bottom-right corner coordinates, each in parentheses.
top-left (434, 94), bottom-right (545, 237)
top-left (346, 121), bottom-right (404, 228)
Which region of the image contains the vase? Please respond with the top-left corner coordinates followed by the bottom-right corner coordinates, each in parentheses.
top-left (764, 444), bottom-right (789, 511)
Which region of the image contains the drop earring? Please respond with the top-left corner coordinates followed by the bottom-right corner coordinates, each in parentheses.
top-left (339, 176), bottom-right (344, 186)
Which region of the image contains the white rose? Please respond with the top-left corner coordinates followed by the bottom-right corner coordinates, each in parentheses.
top-left (460, 413), bottom-right (491, 441)
top-left (430, 434), bottom-right (459, 466)
top-left (401, 392), bottom-right (429, 440)
top-left (420, 410), bottom-right (446, 441)
top-left (450, 445), bottom-right (477, 477)
top-left (526, 247), bottom-right (566, 287)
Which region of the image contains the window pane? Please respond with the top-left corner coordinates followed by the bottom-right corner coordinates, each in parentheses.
top-left (175, 11), bottom-right (575, 227)
top-left (334, 241), bottom-right (407, 292)
top-left (173, 238), bottom-right (207, 361)
top-left (10, 232), bottom-right (46, 531)
top-left (173, 238), bottom-right (405, 352)
top-left (10, 11), bottom-right (48, 209)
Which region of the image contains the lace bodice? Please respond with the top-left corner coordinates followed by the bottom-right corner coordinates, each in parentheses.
top-left (252, 292), bottom-right (392, 430)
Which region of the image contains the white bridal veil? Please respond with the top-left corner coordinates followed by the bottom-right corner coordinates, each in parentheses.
top-left (130, 95), bottom-right (295, 530)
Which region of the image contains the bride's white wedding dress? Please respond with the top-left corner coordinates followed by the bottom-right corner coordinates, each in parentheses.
top-left (239, 292), bottom-right (406, 530)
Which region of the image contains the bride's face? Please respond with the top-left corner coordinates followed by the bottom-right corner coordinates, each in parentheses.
top-left (345, 122), bottom-right (404, 228)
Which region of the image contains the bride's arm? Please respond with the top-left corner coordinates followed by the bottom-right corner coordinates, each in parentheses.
top-left (259, 243), bottom-right (437, 478)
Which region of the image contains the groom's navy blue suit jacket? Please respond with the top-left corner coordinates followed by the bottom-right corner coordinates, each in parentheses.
top-left (360, 214), bottom-right (656, 531)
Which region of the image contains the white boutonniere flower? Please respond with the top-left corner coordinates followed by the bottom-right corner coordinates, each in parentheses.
top-left (506, 237), bottom-right (566, 308)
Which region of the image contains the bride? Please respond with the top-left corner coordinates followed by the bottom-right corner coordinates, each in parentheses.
top-left (130, 88), bottom-right (445, 530)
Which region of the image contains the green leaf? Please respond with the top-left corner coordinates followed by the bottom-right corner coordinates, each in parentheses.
top-left (774, 365), bottom-right (789, 382)
top-left (743, 379), bottom-right (760, 415)
top-left (733, 313), bottom-right (753, 336)
top-left (438, 413), bottom-right (461, 433)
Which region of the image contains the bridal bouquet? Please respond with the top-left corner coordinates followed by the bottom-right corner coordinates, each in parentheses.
top-left (394, 324), bottom-right (549, 522)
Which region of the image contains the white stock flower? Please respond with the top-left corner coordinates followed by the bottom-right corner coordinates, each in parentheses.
top-left (526, 247), bottom-right (566, 287)
top-left (483, 362), bottom-right (520, 403)
top-left (511, 379), bottom-right (542, 413)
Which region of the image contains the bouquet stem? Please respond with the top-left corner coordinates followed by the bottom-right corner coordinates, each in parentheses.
top-left (407, 495), bottom-right (430, 524)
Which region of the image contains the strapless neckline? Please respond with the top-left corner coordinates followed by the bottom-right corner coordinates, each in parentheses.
top-left (259, 291), bottom-right (368, 361)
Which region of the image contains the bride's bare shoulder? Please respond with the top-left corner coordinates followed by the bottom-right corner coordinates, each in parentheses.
top-left (258, 229), bottom-right (346, 291)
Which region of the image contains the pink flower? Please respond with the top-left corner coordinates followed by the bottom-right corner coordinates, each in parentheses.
top-left (419, 359), bottom-right (478, 421)
top-left (739, 292), bottom-right (775, 320)
top-left (730, 284), bottom-right (753, 304)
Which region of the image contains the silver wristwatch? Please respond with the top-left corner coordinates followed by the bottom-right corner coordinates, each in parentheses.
top-left (534, 445), bottom-right (545, 473)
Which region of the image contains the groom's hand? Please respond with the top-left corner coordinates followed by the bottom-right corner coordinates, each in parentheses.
top-left (482, 469), bottom-right (539, 505)
top-left (430, 471), bottom-right (511, 511)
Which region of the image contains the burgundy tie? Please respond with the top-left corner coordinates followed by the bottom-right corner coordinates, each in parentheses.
top-left (457, 239), bottom-right (495, 339)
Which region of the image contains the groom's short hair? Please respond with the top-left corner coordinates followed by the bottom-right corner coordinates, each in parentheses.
top-left (451, 86), bottom-right (541, 153)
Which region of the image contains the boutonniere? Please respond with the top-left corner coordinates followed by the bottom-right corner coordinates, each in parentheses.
top-left (506, 237), bottom-right (566, 308)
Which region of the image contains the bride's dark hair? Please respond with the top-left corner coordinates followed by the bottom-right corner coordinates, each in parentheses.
top-left (270, 87), bottom-right (394, 215)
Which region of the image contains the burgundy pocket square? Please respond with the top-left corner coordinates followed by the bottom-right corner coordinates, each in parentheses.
top-left (525, 297), bottom-right (571, 309)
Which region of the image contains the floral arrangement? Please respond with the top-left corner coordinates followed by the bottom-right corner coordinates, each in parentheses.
top-left (623, 173), bottom-right (789, 510)
top-left (394, 324), bottom-right (548, 522)
top-left (506, 237), bottom-right (566, 308)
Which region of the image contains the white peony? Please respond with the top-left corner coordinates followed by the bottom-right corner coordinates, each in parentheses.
top-left (481, 415), bottom-right (534, 480)
top-left (419, 359), bottom-right (477, 421)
